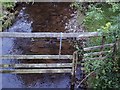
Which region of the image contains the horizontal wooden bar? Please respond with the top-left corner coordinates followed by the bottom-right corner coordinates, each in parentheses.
top-left (0, 63), bottom-right (72, 68)
top-left (0, 55), bottom-right (73, 60)
top-left (84, 50), bottom-right (111, 57)
top-left (0, 69), bottom-right (72, 73)
top-left (84, 43), bottom-right (114, 52)
top-left (83, 56), bottom-right (107, 61)
top-left (0, 32), bottom-right (100, 38)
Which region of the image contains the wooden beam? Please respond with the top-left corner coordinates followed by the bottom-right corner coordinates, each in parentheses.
top-left (83, 56), bottom-right (107, 61)
top-left (0, 63), bottom-right (72, 68)
top-left (0, 55), bottom-right (73, 60)
top-left (84, 50), bottom-right (111, 57)
top-left (0, 32), bottom-right (100, 38)
top-left (0, 69), bottom-right (72, 73)
top-left (84, 43), bottom-right (114, 51)
top-left (0, 35), bottom-right (2, 61)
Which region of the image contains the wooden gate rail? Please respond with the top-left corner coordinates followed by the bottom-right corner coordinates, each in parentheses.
top-left (0, 63), bottom-right (73, 68)
top-left (84, 50), bottom-right (111, 57)
top-left (0, 32), bottom-right (101, 90)
top-left (0, 69), bottom-right (72, 74)
top-left (0, 32), bottom-right (101, 74)
top-left (0, 55), bottom-right (73, 59)
top-left (0, 32), bottom-right (100, 38)
top-left (77, 35), bottom-right (117, 88)
top-left (83, 43), bottom-right (114, 51)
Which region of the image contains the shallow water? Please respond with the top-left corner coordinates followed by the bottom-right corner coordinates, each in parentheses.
top-left (2, 3), bottom-right (83, 88)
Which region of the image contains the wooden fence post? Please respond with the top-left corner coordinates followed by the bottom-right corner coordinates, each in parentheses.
top-left (112, 35), bottom-right (118, 61)
top-left (0, 3), bottom-right (2, 90)
top-left (71, 52), bottom-right (75, 90)
top-left (98, 35), bottom-right (106, 59)
top-left (100, 35), bottom-right (106, 54)
top-left (70, 51), bottom-right (78, 90)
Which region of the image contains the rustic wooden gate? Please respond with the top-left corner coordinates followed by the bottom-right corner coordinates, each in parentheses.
top-left (0, 32), bottom-right (115, 89)
top-left (76, 35), bottom-right (117, 88)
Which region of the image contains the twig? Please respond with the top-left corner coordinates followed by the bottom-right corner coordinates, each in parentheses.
top-left (77, 71), bottom-right (94, 88)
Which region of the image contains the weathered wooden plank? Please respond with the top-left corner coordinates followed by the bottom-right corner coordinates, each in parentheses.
top-left (0, 69), bottom-right (72, 73)
top-left (84, 43), bottom-right (114, 51)
top-left (0, 63), bottom-right (72, 68)
top-left (71, 51), bottom-right (78, 89)
top-left (0, 32), bottom-right (100, 38)
top-left (83, 56), bottom-right (107, 61)
top-left (84, 50), bottom-right (111, 57)
top-left (0, 36), bottom-right (2, 61)
top-left (0, 55), bottom-right (73, 59)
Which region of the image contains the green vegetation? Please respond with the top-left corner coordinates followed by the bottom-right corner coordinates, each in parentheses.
top-left (2, 2), bottom-right (16, 9)
top-left (72, 2), bottom-right (120, 88)
top-left (0, 1), bottom-right (35, 31)
top-left (0, 2), bottom-right (17, 31)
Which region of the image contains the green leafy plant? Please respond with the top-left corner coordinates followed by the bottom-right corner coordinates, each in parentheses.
top-left (0, 2), bottom-right (16, 30)
top-left (73, 2), bottom-right (120, 88)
